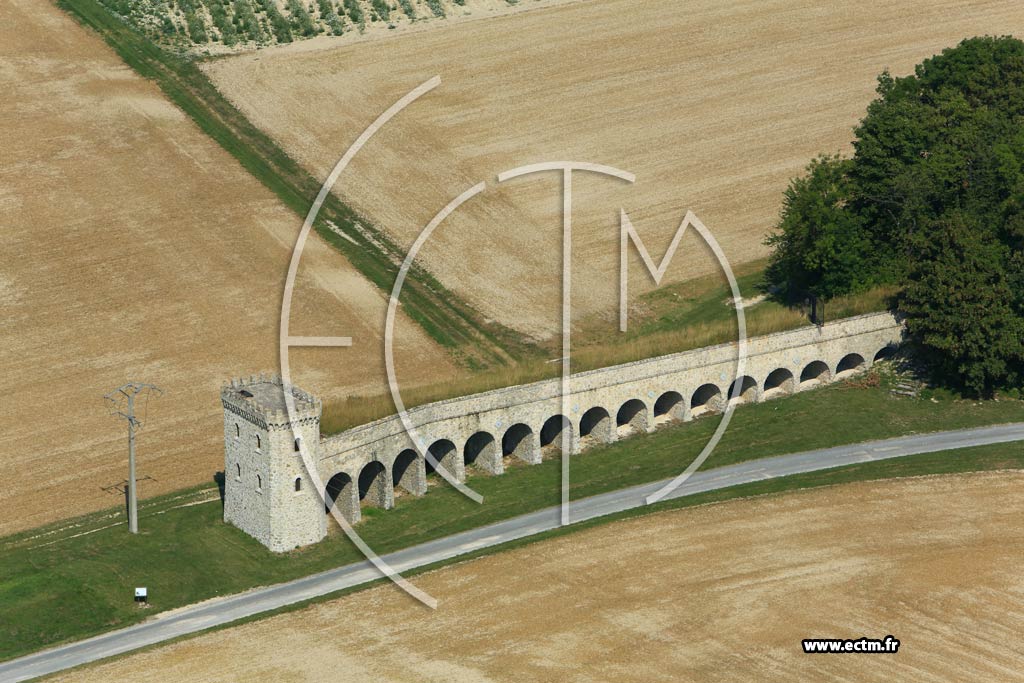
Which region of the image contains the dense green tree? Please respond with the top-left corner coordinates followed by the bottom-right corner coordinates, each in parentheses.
top-left (765, 36), bottom-right (1024, 392)
top-left (766, 155), bottom-right (873, 300)
top-left (901, 213), bottom-right (1023, 395)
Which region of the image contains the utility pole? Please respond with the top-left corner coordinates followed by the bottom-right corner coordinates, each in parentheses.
top-left (104, 382), bottom-right (162, 534)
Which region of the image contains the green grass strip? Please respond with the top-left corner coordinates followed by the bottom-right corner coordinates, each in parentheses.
top-left (2, 378), bottom-right (1020, 662)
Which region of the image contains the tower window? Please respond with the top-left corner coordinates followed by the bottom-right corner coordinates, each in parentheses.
top-left (256, 474), bottom-right (262, 490)
top-left (235, 423), bottom-right (240, 439)
top-left (236, 463), bottom-right (241, 478)
top-left (294, 477), bottom-right (302, 492)
top-left (294, 437), bottom-right (301, 452)
top-left (255, 434), bottom-right (261, 450)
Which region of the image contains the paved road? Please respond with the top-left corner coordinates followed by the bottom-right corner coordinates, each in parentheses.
top-left (4, 423), bottom-right (1023, 681)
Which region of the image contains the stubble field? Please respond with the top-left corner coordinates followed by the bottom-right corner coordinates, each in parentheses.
top-left (52, 471), bottom-right (1024, 682)
top-left (204, 0), bottom-right (1024, 338)
top-left (0, 0), bottom-right (455, 535)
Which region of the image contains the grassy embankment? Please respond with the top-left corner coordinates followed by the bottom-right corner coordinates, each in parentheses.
top-left (2, 371), bottom-right (1019, 662)
top-left (321, 260), bottom-right (898, 432)
top-left (58, 0), bottom-right (528, 368)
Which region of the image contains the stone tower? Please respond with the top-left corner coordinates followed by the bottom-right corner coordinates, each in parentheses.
top-left (221, 374), bottom-right (327, 552)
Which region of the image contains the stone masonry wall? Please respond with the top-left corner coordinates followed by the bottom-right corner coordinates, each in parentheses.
top-left (226, 313), bottom-right (904, 551)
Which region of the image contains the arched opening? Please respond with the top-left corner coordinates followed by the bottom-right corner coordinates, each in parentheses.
top-left (426, 439), bottom-right (461, 481)
top-left (579, 406), bottom-right (613, 445)
top-left (799, 360), bottom-right (831, 388)
top-left (836, 353), bottom-right (866, 378)
top-left (294, 477), bottom-right (302, 492)
top-left (653, 391), bottom-right (684, 425)
top-left (325, 471), bottom-right (357, 522)
top-left (255, 434), bottom-right (261, 450)
top-left (874, 345), bottom-right (898, 363)
top-left (762, 368), bottom-right (795, 399)
top-left (690, 384), bottom-right (723, 417)
top-left (729, 376), bottom-right (759, 404)
top-left (235, 462), bottom-right (241, 478)
top-left (392, 448), bottom-right (421, 494)
top-left (464, 432), bottom-right (497, 469)
top-left (502, 423), bottom-right (537, 464)
top-left (616, 399), bottom-right (648, 437)
top-left (234, 423), bottom-right (240, 438)
top-left (294, 437), bottom-right (301, 452)
top-left (358, 461), bottom-right (388, 508)
top-left (256, 474), bottom-right (262, 490)
top-left (540, 415), bottom-right (573, 452)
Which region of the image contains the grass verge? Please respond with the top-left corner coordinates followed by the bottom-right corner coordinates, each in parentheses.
top-left (2, 374), bottom-right (1020, 662)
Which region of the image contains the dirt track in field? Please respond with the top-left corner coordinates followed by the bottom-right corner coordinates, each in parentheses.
top-left (0, 0), bottom-right (455, 536)
top-left (54, 471), bottom-right (1024, 682)
top-left (205, 0), bottom-right (1024, 338)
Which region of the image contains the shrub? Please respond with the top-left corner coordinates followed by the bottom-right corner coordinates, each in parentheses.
top-left (426, 0), bottom-right (444, 17)
top-left (317, 0), bottom-right (345, 34)
top-left (285, 0), bottom-right (318, 36)
top-left (207, 0), bottom-right (238, 45)
top-left (371, 0), bottom-right (389, 20)
top-left (342, 0), bottom-right (363, 25)
top-left (255, 0), bottom-right (293, 42)
top-left (231, 0), bottom-right (265, 42)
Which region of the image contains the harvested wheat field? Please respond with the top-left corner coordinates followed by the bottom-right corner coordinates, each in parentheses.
top-left (205, 0), bottom-right (1024, 337)
top-left (54, 471), bottom-right (1024, 682)
top-left (0, 0), bottom-right (455, 536)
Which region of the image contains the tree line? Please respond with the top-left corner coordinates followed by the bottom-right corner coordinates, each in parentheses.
top-left (766, 36), bottom-right (1024, 396)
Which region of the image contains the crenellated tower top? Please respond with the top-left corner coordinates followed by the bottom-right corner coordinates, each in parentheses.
top-left (220, 373), bottom-right (322, 431)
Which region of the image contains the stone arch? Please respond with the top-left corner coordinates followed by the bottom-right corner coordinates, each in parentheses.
top-left (762, 368), bottom-right (795, 399)
top-left (392, 448), bottom-right (423, 495)
top-left (464, 431), bottom-right (500, 474)
top-left (579, 406), bottom-right (613, 445)
top-left (540, 415), bottom-right (574, 452)
top-left (426, 439), bottom-right (462, 482)
top-left (873, 344), bottom-right (898, 362)
top-left (325, 471), bottom-right (358, 523)
top-left (616, 398), bottom-right (648, 436)
top-left (502, 423), bottom-right (538, 464)
top-left (690, 383), bottom-right (724, 417)
top-left (358, 461), bottom-right (389, 508)
top-left (835, 353), bottom-right (866, 378)
top-left (728, 375), bottom-right (759, 404)
top-left (799, 360), bottom-right (831, 388)
top-left (653, 391), bottom-right (685, 425)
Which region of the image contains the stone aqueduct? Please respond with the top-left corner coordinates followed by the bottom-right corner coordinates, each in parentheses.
top-left (222, 312), bottom-right (904, 552)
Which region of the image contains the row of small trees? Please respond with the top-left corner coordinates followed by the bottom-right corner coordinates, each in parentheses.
top-left (128, 0), bottom-right (460, 47)
top-left (766, 36), bottom-right (1024, 396)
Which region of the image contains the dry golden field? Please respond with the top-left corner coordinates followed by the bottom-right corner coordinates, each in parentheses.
top-left (53, 471), bottom-right (1024, 682)
top-left (0, 0), bottom-right (455, 536)
top-left (204, 0), bottom-right (1024, 338)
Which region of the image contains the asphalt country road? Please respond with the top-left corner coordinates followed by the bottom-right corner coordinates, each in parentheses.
top-left (4, 422), bottom-right (1023, 681)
